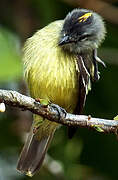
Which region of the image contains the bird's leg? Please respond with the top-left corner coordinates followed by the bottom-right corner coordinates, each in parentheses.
top-left (35, 98), bottom-right (67, 121)
top-left (51, 104), bottom-right (67, 120)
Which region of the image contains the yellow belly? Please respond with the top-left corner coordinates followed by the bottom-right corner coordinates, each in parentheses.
top-left (27, 48), bottom-right (79, 113)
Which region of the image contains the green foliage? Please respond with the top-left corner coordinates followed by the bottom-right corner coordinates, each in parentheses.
top-left (93, 125), bottom-right (104, 132)
top-left (0, 27), bottom-right (22, 82)
top-left (114, 115), bottom-right (118, 120)
top-left (39, 99), bottom-right (50, 106)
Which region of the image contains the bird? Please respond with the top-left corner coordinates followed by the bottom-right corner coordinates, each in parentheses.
top-left (17, 8), bottom-right (106, 177)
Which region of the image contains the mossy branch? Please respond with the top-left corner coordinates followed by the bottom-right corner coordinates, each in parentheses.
top-left (0, 89), bottom-right (118, 134)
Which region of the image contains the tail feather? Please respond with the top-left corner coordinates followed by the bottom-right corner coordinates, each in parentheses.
top-left (17, 129), bottom-right (54, 176)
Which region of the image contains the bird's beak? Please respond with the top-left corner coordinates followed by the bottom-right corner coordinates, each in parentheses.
top-left (58, 35), bottom-right (71, 46)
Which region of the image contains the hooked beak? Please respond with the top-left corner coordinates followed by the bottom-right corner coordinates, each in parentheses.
top-left (58, 35), bottom-right (72, 46)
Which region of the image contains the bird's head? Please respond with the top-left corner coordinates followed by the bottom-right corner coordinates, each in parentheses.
top-left (59, 9), bottom-right (106, 54)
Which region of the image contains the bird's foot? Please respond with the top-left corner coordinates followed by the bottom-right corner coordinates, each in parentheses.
top-left (51, 104), bottom-right (67, 120)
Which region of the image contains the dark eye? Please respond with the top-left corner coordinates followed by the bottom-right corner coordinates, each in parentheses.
top-left (79, 34), bottom-right (91, 41)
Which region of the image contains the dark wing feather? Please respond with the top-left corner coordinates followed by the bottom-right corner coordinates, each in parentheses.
top-left (92, 49), bottom-right (100, 81)
top-left (68, 54), bottom-right (90, 138)
top-left (75, 54), bottom-right (90, 114)
top-left (76, 49), bottom-right (104, 114)
top-left (68, 49), bottom-right (103, 138)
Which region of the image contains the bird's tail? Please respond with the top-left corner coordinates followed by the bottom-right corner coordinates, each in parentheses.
top-left (17, 117), bottom-right (56, 177)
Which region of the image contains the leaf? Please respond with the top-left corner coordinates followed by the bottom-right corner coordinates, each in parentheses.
top-left (40, 99), bottom-right (50, 107)
top-left (113, 115), bottom-right (118, 120)
top-left (0, 27), bottom-right (22, 82)
top-left (94, 125), bottom-right (104, 132)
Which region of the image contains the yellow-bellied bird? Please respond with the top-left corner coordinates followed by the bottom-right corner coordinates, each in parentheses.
top-left (17, 8), bottom-right (106, 176)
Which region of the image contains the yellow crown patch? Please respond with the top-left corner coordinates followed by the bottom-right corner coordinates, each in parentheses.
top-left (78, 12), bottom-right (92, 23)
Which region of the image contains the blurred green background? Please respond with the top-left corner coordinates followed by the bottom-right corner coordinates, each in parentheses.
top-left (0, 0), bottom-right (118, 180)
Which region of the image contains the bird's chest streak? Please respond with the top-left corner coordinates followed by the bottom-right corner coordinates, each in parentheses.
top-left (30, 52), bottom-right (79, 113)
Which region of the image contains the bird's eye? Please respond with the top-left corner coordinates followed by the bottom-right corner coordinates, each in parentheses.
top-left (79, 34), bottom-right (91, 42)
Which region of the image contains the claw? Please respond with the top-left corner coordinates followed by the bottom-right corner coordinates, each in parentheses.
top-left (51, 104), bottom-right (67, 120)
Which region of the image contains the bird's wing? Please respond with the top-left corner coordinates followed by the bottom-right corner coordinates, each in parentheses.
top-left (68, 54), bottom-right (89, 138)
top-left (75, 54), bottom-right (90, 114)
top-left (68, 49), bottom-right (104, 138)
top-left (75, 48), bottom-right (104, 114)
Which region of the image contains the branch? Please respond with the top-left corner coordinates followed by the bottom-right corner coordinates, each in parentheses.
top-left (0, 89), bottom-right (118, 134)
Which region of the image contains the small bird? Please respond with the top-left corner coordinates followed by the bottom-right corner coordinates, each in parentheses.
top-left (17, 8), bottom-right (106, 176)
